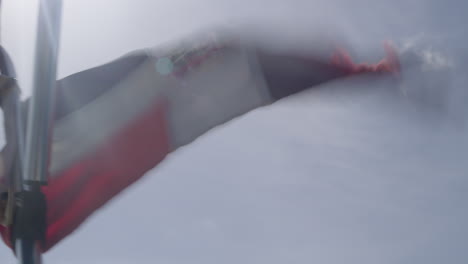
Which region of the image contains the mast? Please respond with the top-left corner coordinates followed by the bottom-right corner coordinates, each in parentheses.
top-left (15, 0), bottom-right (63, 263)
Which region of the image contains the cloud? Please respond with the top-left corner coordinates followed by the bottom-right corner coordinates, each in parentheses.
top-left (400, 33), bottom-right (454, 71)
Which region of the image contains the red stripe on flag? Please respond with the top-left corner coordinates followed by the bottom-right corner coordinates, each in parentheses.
top-left (41, 100), bottom-right (170, 252)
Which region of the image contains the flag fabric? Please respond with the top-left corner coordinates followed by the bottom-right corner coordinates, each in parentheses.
top-left (0, 30), bottom-right (398, 252)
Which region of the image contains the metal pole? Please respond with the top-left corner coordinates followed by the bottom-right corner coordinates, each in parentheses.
top-left (15, 0), bottom-right (63, 263)
top-left (16, 240), bottom-right (42, 264)
top-left (23, 0), bottom-right (63, 184)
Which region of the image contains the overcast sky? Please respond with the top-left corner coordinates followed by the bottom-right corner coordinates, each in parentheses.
top-left (1, 0), bottom-right (468, 263)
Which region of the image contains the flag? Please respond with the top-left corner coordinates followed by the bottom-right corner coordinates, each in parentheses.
top-left (0, 30), bottom-right (399, 251)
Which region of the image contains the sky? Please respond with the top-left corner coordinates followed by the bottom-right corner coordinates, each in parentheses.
top-left (1, 0), bottom-right (468, 263)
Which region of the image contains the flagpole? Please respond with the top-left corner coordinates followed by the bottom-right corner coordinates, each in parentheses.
top-left (15, 0), bottom-right (63, 263)
top-left (23, 0), bottom-right (63, 183)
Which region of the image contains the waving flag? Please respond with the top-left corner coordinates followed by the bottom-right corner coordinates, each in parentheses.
top-left (0, 30), bottom-right (398, 251)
